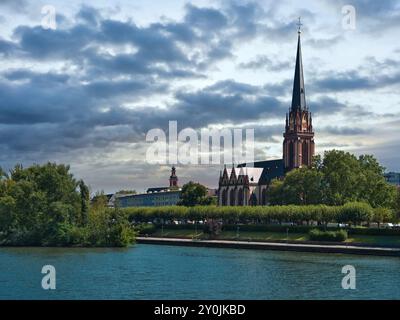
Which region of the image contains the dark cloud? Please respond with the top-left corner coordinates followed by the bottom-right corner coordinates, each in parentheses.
top-left (313, 70), bottom-right (400, 92)
top-left (238, 55), bottom-right (291, 71)
top-left (184, 4), bottom-right (228, 30)
top-left (311, 96), bottom-right (347, 115)
top-left (0, 0), bottom-right (399, 190)
top-left (76, 5), bottom-right (101, 27)
top-left (320, 126), bottom-right (368, 136)
top-left (0, 38), bottom-right (19, 56)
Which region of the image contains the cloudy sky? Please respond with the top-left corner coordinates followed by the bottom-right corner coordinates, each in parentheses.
top-left (0, 0), bottom-right (399, 193)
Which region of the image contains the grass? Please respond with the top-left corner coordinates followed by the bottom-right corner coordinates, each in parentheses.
top-left (150, 228), bottom-right (400, 247)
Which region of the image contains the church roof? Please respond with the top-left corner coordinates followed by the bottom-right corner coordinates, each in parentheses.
top-left (291, 31), bottom-right (307, 111)
top-left (238, 159), bottom-right (284, 184)
top-left (233, 167), bottom-right (264, 184)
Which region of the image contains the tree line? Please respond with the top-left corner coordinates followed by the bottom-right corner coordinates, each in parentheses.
top-left (0, 163), bottom-right (135, 247)
top-left (124, 202), bottom-right (396, 227)
top-left (267, 150), bottom-right (399, 209)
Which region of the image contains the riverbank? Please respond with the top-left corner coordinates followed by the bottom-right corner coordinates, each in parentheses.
top-left (136, 237), bottom-right (400, 257)
top-left (147, 226), bottom-right (400, 247)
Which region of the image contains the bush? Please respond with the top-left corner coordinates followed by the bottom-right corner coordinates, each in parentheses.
top-left (135, 223), bottom-right (157, 235)
top-left (309, 229), bottom-right (348, 242)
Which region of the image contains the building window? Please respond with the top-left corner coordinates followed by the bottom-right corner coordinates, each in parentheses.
top-left (238, 188), bottom-right (244, 206)
top-left (222, 189), bottom-right (227, 206)
top-left (261, 189), bottom-right (267, 205)
top-left (230, 189), bottom-right (236, 206)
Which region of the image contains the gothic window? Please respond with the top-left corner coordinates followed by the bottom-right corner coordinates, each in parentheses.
top-left (230, 189), bottom-right (236, 206)
top-left (289, 141), bottom-right (294, 169)
top-left (222, 189), bottom-right (227, 206)
top-left (302, 114), bottom-right (307, 131)
top-left (249, 193), bottom-right (257, 206)
top-left (238, 188), bottom-right (244, 206)
top-left (261, 189), bottom-right (267, 205)
top-left (302, 141), bottom-right (308, 166)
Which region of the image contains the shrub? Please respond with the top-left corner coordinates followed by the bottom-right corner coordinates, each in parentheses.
top-left (309, 229), bottom-right (348, 242)
top-left (338, 202), bottom-right (373, 225)
top-left (135, 223), bottom-right (157, 235)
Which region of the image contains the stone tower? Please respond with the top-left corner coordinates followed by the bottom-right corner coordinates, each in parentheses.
top-left (169, 166), bottom-right (178, 187)
top-left (283, 24), bottom-right (315, 172)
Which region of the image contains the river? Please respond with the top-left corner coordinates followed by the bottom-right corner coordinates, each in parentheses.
top-left (0, 244), bottom-right (399, 299)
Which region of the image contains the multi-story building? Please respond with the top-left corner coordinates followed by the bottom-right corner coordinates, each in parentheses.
top-left (109, 167), bottom-right (182, 208)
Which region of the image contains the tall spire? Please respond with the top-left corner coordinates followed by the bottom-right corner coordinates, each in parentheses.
top-left (291, 17), bottom-right (307, 111)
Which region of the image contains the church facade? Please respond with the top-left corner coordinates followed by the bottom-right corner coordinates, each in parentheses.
top-left (218, 27), bottom-right (315, 206)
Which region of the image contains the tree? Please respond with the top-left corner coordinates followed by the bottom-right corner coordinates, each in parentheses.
top-left (321, 150), bottom-right (361, 205)
top-left (91, 191), bottom-right (109, 210)
top-left (79, 180), bottom-right (90, 226)
top-left (395, 189), bottom-right (400, 222)
top-left (0, 167), bottom-right (8, 180)
top-left (266, 179), bottom-right (285, 205)
top-left (177, 181), bottom-right (212, 207)
top-left (0, 163), bottom-right (136, 247)
top-left (268, 150), bottom-right (397, 209)
top-left (274, 168), bottom-right (325, 205)
top-left (373, 207), bottom-right (394, 228)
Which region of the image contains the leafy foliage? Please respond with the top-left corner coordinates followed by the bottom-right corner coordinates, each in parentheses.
top-left (125, 202), bottom-right (386, 225)
top-left (0, 163), bottom-right (136, 247)
top-left (309, 229), bottom-right (348, 242)
top-left (268, 150), bottom-right (397, 208)
top-left (177, 181), bottom-right (214, 206)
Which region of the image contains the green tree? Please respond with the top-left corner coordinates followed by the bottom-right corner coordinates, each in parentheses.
top-left (269, 150), bottom-right (397, 209)
top-left (372, 207), bottom-right (394, 227)
top-left (278, 168), bottom-right (325, 205)
top-left (79, 180), bottom-right (90, 226)
top-left (178, 181), bottom-right (212, 207)
top-left (320, 150), bottom-right (361, 205)
top-left (266, 179), bottom-right (285, 205)
top-left (395, 189), bottom-right (400, 222)
top-left (0, 162), bottom-right (136, 247)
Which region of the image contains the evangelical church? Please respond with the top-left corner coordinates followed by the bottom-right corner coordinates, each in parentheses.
top-left (218, 25), bottom-right (315, 206)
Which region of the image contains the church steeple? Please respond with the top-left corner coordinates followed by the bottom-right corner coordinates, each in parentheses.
top-left (291, 18), bottom-right (307, 112)
top-left (283, 19), bottom-right (315, 172)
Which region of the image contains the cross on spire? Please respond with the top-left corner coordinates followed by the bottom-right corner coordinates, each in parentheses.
top-left (297, 16), bottom-right (302, 34)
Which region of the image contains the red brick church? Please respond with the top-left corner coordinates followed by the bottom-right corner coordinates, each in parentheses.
top-left (218, 26), bottom-right (315, 206)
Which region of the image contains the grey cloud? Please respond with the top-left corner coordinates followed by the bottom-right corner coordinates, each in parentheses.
top-left (238, 55), bottom-right (291, 71)
top-left (321, 126), bottom-right (368, 136)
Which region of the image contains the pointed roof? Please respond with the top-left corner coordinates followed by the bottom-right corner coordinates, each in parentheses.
top-left (291, 31), bottom-right (307, 111)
